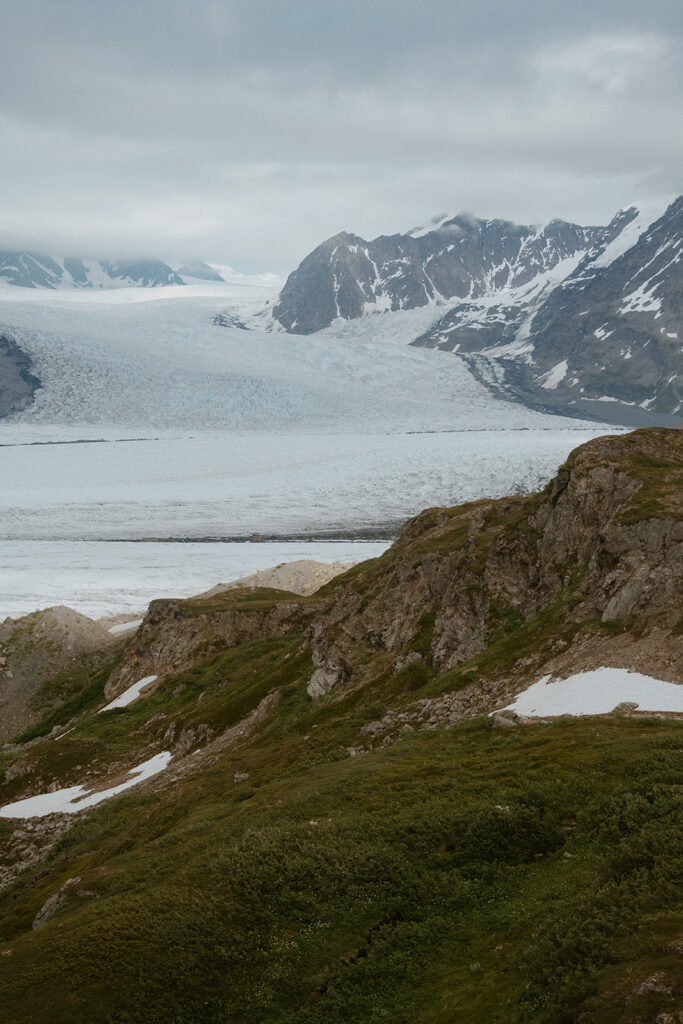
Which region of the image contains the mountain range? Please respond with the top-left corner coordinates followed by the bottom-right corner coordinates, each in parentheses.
top-left (0, 253), bottom-right (186, 290)
top-left (0, 254), bottom-right (244, 289)
top-left (2, 196), bottom-right (681, 426)
top-left (272, 198), bottom-right (683, 424)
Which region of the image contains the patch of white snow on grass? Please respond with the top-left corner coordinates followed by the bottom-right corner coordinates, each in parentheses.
top-left (0, 752), bottom-right (172, 818)
top-left (99, 675), bottom-right (158, 712)
top-left (498, 667), bottom-right (683, 718)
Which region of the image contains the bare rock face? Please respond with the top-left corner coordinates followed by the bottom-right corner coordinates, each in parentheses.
top-left (105, 591), bottom-right (318, 700)
top-left (0, 606), bottom-right (120, 743)
top-left (0, 333), bottom-right (40, 417)
top-left (306, 624), bottom-right (350, 698)
top-left (302, 429), bottom-right (682, 691)
top-left (273, 217), bottom-right (599, 335)
top-left (33, 877), bottom-right (81, 930)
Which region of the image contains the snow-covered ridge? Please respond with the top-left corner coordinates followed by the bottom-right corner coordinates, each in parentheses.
top-left (0, 252), bottom-right (185, 290)
top-left (590, 197), bottom-right (678, 269)
top-left (273, 211), bottom-right (604, 335)
top-left (0, 251), bottom-right (283, 292)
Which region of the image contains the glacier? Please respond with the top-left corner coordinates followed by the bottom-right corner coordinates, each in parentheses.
top-left (0, 282), bottom-right (616, 614)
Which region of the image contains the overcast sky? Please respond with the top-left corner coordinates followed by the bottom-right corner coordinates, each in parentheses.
top-left (1, 0), bottom-right (681, 273)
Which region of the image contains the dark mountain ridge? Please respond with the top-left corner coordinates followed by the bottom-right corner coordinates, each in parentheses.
top-left (271, 199), bottom-right (682, 425)
top-left (273, 215), bottom-right (601, 334)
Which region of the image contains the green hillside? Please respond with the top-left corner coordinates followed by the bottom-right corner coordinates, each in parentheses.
top-left (0, 428), bottom-right (681, 1023)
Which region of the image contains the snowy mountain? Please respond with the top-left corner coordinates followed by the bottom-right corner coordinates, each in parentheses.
top-left (272, 215), bottom-right (601, 334)
top-left (0, 252), bottom-right (184, 289)
top-left (271, 199), bottom-right (682, 423)
top-left (415, 198), bottom-right (682, 421)
top-left (176, 259), bottom-right (225, 283)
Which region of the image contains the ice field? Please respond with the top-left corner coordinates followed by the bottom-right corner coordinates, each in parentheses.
top-left (0, 284), bottom-right (615, 613)
top-left (0, 540), bottom-right (390, 620)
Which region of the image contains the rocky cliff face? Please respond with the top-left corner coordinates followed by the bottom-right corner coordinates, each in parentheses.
top-left (302, 430), bottom-right (681, 695)
top-left (514, 197), bottom-right (683, 416)
top-left (104, 591), bottom-right (318, 700)
top-left (0, 334), bottom-right (40, 417)
top-left (414, 199), bottom-right (683, 422)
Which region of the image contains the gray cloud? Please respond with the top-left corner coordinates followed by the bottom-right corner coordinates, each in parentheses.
top-left (0, 1), bottom-right (681, 272)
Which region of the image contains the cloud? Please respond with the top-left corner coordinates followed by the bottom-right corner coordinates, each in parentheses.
top-left (0, 2), bottom-right (680, 271)
top-left (531, 32), bottom-right (673, 94)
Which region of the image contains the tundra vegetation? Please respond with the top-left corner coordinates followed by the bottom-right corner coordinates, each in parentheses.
top-left (0, 428), bottom-right (681, 1023)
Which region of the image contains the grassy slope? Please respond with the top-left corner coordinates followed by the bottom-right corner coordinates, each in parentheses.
top-left (0, 428), bottom-right (681, 1023)
top-left (0, 686), bottom-right (682, 1023)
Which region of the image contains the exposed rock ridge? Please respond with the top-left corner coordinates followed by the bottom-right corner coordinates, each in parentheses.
top-left (104, 590), bottom-right (321, 700)
top-left (0, 333), bottom-right (40, 417)
top-left (414, 198), bottom-right (683, 421)
top-left (304, 428), bottom-right (682, 692)
top-left (104, 429), bottom-right (682, 710)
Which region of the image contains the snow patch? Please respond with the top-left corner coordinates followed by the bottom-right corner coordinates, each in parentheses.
top-left (108, 618), bottom-right (144, 636)
top-left (0, 752), bottom-right (172, 818)
top-left (619, 281), bottom-right (662, 314)
top-left (592, 198), bottom-right (675, 269)
top-left (99, 675), bottom-right (158, 712)
top-left (541, 360), bottom-right (569, 389)
top-left (498, 667), bottom-right (683, 718)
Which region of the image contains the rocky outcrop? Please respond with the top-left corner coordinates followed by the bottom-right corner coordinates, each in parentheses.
top-left (0, 606), bottom-right (122, 743)
top-left (99, 430), bottom-right (681, 711)
top-left (304, 429), bottom-right (682, 693)
top-left (104, 590), bottom-right (319, 700)
top-left (0, 333), bottom-right (40, 418)
top-left (32, 876), bottom-right (82, 930)
top-left (306, 624), bottom-right (350, 697)
top-left (0, 816), bottom-right (73, 894)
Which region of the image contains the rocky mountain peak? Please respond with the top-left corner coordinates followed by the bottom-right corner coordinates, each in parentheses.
top-left (273, 211), bottom-right (600, 335)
